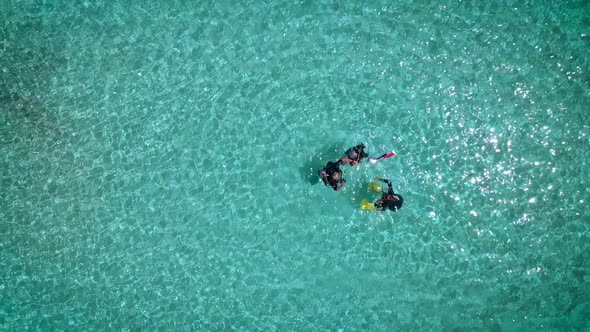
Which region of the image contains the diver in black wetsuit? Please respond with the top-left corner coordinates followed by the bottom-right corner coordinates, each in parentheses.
top-left (319, 160), bottom-right (346, 191)
top-left (340, 143), bottom-right (369, 166)
top-left (373, 177), bottom-right (403, 211)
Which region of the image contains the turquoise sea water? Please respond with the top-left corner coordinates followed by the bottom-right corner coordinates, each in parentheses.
top-left (1, 0), bottom-right (589, 330)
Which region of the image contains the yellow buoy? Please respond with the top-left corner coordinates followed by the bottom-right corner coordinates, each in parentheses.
top-left (368, 182), bottom-right (382, 193)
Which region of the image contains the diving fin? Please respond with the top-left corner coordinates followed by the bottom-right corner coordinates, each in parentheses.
top-left (360, 199), bottom-right (376, 211)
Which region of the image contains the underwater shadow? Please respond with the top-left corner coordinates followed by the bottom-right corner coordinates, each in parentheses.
top-left (0, 92), bottom-right (67, 150)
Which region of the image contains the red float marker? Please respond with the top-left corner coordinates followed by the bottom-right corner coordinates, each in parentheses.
top-left (369, 151), bottom-right (396, 164)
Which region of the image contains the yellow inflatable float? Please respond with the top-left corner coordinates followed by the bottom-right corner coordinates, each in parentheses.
top-left (368, 182), bottom-right (383, 193)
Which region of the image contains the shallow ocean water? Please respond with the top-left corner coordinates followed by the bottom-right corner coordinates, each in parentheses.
top-left (1, 0), bottom-right (589, 330)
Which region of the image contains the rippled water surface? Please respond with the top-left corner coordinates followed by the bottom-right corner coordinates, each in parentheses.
top-left (1, 1), bottom-right (589, 330)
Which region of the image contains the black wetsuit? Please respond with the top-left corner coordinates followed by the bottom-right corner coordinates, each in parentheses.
top-left (319, 160), bottom-right (344, 190)
top-left (375, 178), bottom-right (403, 211)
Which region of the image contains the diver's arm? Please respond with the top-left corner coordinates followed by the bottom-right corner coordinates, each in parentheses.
top-left (375, 177), bottom-right (394, 194)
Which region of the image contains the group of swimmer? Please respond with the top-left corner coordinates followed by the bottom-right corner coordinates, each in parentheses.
top-left (318, 144), bottom-right (403, 212)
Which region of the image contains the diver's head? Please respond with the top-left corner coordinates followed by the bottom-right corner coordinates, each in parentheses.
top-left (347, 149), bottom-right (359, 159)
top-left (331, 171), bottom-right (341, 180)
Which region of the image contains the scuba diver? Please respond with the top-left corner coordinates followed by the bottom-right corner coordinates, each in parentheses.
top-left (361, 177), bottom-right (403, 211)
top-left (319, 160), bottom-right (346, 191)
top-left (341, 143), bottom-right (369, 166)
